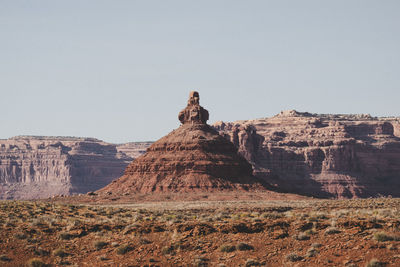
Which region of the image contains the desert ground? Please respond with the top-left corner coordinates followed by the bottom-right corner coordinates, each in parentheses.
top-left (0, 197), bottom-right (399, 267)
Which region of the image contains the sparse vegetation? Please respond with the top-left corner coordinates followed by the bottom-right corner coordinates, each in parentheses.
top-left (306, 247), bottom-right (318, 257)
top-left (245, 258), bottom-right (260, 266)
top-left (325, 227), bottom-right (341, 235)
top-left (116, 244), bottom-right (132, 255)
top-left (14, 232), bottom-right (27, 239)
top-left (161, 245), bottom-right (175, 255)
top-left (365, 258), bottom-right (386, 267)
top-left (219, 244), bottom-right (236, 253)
top-left (53, 248), bottom-right (67, 258)
top-left (295, 232), bottom-right (310, 240)
top-left (0, 198), bottom-right (399, 266)
top-left (59, 232), bottom-right (74, 240)
top-left (94, 240), bottom-right (108, 250)
top-left (27, 258), bottom-right (47, 267)
top-left (311, 243), bottom-right (322, 248)
top-left (373, 232), bottom-right (397, 242)
top-left (0, 254), bottom-right (11, 261)
top-left (285, 252), bottom-right (303, 262)
top-left (236, 242), bottom-right (254, 251)
top-left (193, 256), bottom-right (208, 267)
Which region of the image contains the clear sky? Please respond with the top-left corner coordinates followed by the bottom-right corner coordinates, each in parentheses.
top-left (1, 1), bottom-right (399, 143)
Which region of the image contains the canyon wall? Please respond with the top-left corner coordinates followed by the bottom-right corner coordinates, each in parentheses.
top-left (214, 110), bottom-right (400, 199)
top-left (1, 110), bottom-right (399, 200)
top-left (0, 136), bottom-right (150, 199)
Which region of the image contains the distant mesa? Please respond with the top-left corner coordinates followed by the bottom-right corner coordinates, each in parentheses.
top-left (98, 91), bottom-right (267, 194)
top-left (0, 136), bottom-right (150, 200)
top-left (215, 109), bottom-right (400, 199)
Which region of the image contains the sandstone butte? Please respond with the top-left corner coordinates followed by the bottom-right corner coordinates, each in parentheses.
top-left (98, 91), bottom-right (266, 195)
top-left (1, 98), bottom-right (400, 200)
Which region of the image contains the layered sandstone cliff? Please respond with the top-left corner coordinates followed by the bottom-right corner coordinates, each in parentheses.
top-left (2, 110), bottom-right (399, 200)
top-left (99, 91), bottom-right (266, 195)
top-left (214, 110), bottom-right (400, 198)
top-left (0, 136), bottom-right (150, 199)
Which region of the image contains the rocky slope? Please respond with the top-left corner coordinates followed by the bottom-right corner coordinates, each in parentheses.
top-left (214, 110), bottom-right (400, 198)
top-left (99, 91), bottom-right (266, 195)
top-left (0, 136), bottom-right (150, 199)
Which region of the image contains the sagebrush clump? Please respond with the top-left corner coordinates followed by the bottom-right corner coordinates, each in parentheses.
top-left (373, 232), bottom-right (397, 242)
top-left (219, 244), bottom-right (236, 253)
top-left (116, 244), bottom-right (132, 255)
top-left (27, 258), bottom-right (47, 267)
top-left (285, 253), bottom-right (303, 262)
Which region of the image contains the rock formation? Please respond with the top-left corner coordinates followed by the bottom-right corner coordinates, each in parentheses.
top-left (99, 91), bottom-right (265, 194)
top-left (0, 136), bottom-right (150, 199)
top-left (214, 110), bottom-right (400, 198)
top-left (3, 106), bottom-right (399, 199)
top-left (116, 142), bottom-right (153, 159)
top-left (178, 91), bottom-right (209, 124)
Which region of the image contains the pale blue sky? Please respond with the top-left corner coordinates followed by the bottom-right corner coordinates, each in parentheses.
top-left (1, 1), bottom-right (399, 143)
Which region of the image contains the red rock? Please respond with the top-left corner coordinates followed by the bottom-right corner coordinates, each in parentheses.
top-left (0, 136), bottom-right (149, 199)
top-left (178, 91), bottom-right (209, 124)
top-left (214, 110), bottom-right (400, 198)
top-left (98, 91), bottom-right (266, 194)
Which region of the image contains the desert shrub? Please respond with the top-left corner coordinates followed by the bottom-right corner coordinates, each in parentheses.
top-left (4, 220), bottom-right (15, 227)
top-left (140, 238), bottom-right (152, 245)
top-left (122, 224), bottom-right (138, 235)
top-left (193, 256), bottom-right (208, 267)
top-left (14, 232), bottom-right (27, 239)
top-left (219, 244), bottom-right (236, 253)
top-left (325, 227), bottom-right (341, 235)
top-left (304, 229), bottom-right (317, 235)
top-left (59, 232), bottom-right (73, 240)
top-left (161, 245), bottom-right (175, 255)
top-left (306, 247), bottom-right (318, 257)
top-left (261, 212), bottom-right (283, 219)
top-left (311, 243), bottom-right (322, 248)
top-left (27, 237), bottom-right (39, 244)
top-left (295, 232), bottom-right (310, 240)
top-left (298, 222), bottom-right (314, 231)
top-left (68, 219), bottom-right (82, 228)
top-left (386, 244), bottom-right (396, 250)
top-left (365, 258), bottom-right (386, 267)
top-left (30, 218), bottom-right (47, 227)
top-left (94, 240), bottom-right (108, 250)
top-left (236, 242), bottom-right (254, 251)
top-left (27, 258), bottom-right (47, 267)
top-left (285, 253), bottom-right (303, 262)
top-left (245, 259), bottom-right (260, 266)
top-left (0, 254), bottom-right (11, 261)
top-left (116, 244), bottom-right (132, 255)
top-left (308, 212), bottom-right (328, 221)
top-left (98, 255), bottom-right (109, 261)
top-left (373, 231), bottom-right (396, 242)
top-left (53, 248), bottom-right (67, 258)
top-left (84, 212), bottom-right (94, 218)
top-left (33, 247), bottom-right (49, 256)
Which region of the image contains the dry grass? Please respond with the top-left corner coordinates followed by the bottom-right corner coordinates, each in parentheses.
top-left (0, 198), bottom-right (398, 266)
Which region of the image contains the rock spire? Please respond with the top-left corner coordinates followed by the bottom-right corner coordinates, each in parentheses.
top-left (178, 91), bottom-right (209, 124)
top-left (98, 91), bottom-right (266, 194)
